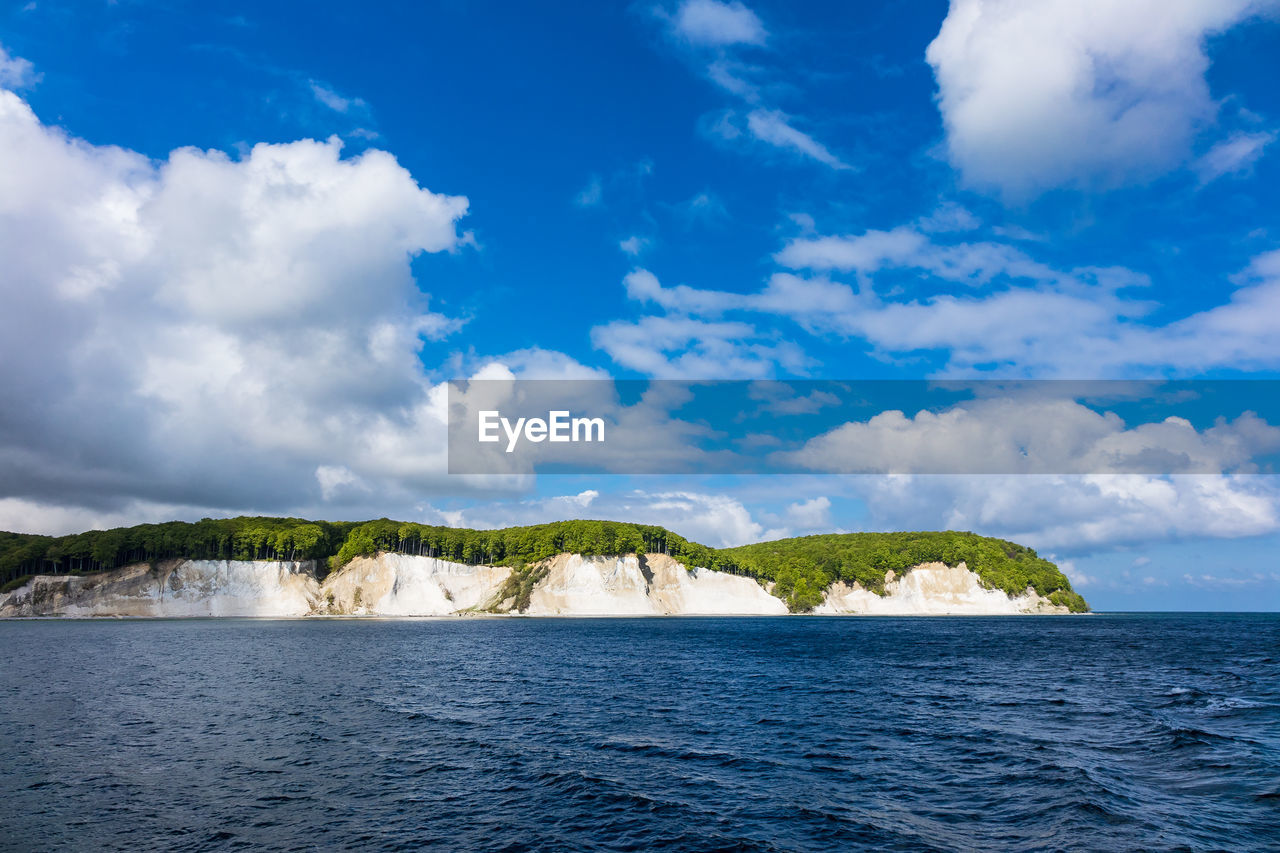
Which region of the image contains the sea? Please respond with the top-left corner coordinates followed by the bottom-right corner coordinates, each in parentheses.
top-left (1, 614), bottom-right (1277, 851)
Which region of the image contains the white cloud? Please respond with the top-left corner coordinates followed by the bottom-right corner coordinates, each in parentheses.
top-left (0, 44), bottom-right (39, 90)
top-left (647, 221), bottom-right (1280, 376)
top-left (308, 79), bottom-right (366, 114)
top-left (926, 0), bottom-right (1278, 195)
top-left (745, 109), bottom-right (851, 170)
top-left (776, 225), bottom-right (1099, 288)
top-left (0, 496), bottom-right (200, 537)
top-left (610, 245), bottom-right (1147, 375)
top-left (1055, 558), bottom-right (1095, 588)
top-left (414, 471), bottom-right (1280, 557)
top-left (0, 82), bottom-right (496, 522)
top-left (661, 6), bottom-right (850, 173)
top-left (778, 398), bottom-right (1280, 475)
top-left (706, 59), bottom-right (761, 101)
top-left (853, 473), bottom-right (1280, 552)
top-left (775, 226), bottom-right (928, 272)
top-left (591, 313), bottom-right (809, 378)
top-left (916, 202), bottom-right (981, 234)
top-left (669, 0), bottom-right (767, 47)
top-left (624, 267), bottom-right (743, 315)
top-left (620, 266), bottom-right (860, 321)
top-left (619, 235), bottom-right (650, 256)
top-left (783, 496), bottom-right (831, 529)
top-left (315, 465), bottom-right (367, 500)
top-left (603, 252), bottom-right (1151, 377)
top-left (1196, 130), bottom-right (1276, 183)
top-left (477, 347), bottom-right (613, 380)
top-left (424, 487), bottom-right (782, 548)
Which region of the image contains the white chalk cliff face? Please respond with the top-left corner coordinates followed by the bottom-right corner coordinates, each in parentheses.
top-left (519, 554), bottom-right (788, 616)
top-left (0, 560), bottom-right (320, 618)
top-left (815, 562), bottom-right (1069, 615)
top-left (320, 553), bottom-right (513, 616)
top-left (1, 554), bottom-right (1070, 617)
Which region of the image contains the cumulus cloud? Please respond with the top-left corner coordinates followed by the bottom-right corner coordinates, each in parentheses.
top-left (783, 496), bottom-right (831, 529)
top-left (778, 398), bottom-right (1280, 475)
top-left (411, 472), bottom-right (1280, 556)
top-left (926, 0), bottom-right (1278, 195)
top-left (0, 80), bottom-right (487, 523)
top-left (476, 348), bottom-right (614, 381)
top-left (0, 44), bottom-right (39, 89)
top-left (668, 0), bottom-right (767, 47)
top-left (853, 474), bottom-right (1280, 552)
top-left (1055, 559), bottom-right (1096, 588)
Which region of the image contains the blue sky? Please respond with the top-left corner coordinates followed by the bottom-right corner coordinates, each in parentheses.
top-left (2, 0), bottom-right (1280, 609)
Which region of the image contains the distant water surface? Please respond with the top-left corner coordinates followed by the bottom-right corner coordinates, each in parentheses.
top-left (1, 615), bottom-right (1278, 851)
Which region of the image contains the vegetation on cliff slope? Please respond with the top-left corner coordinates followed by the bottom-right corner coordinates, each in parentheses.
top-left (0, 517), bottom-right (1087, 612)
top-left (713, 532), bottom-right (1088, 613)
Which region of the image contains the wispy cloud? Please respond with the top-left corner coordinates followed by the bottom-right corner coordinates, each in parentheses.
top-left (1196, 130), bottom-right (1276, 184)
top-left (575, 175), bottom-right (604, 207)
top-left (746, 109), bottom-right (853, 170)
top-left (667, 0), bottom-right (767, 47)
top-left (653, 2), bottom-right (851, 171)
top-left (308, 79), bottom-right (367, 115)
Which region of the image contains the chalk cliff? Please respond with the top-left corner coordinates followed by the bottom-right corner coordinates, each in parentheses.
top-left (814, 562), bottom-right (1069, 615)
top-left (1, 552), bottom-right (1074, 617)
top-left (319, 553), bottom-right (512, 616)
top-left (514, 553), bottom-right (787, 616)
top-left (0, 560), bottom-right (320, 618)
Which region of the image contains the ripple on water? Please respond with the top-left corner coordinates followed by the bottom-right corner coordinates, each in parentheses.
top-left (0, 614), bottom-right (1277, 851)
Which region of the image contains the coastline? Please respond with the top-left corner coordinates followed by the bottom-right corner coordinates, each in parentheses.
top-left (1, 552), bottom-right (1079, 618)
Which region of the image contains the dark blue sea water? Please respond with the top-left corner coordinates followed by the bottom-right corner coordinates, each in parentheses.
top-left (1, 615), bottom-right (1278, 852)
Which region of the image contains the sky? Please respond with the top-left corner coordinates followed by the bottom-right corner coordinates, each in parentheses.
top-left (1, 0), bottom-right (1279, 610)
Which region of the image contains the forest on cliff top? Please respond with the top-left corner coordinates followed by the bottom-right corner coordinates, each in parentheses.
top-left (0, 517), bottom-right (1087, 612)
